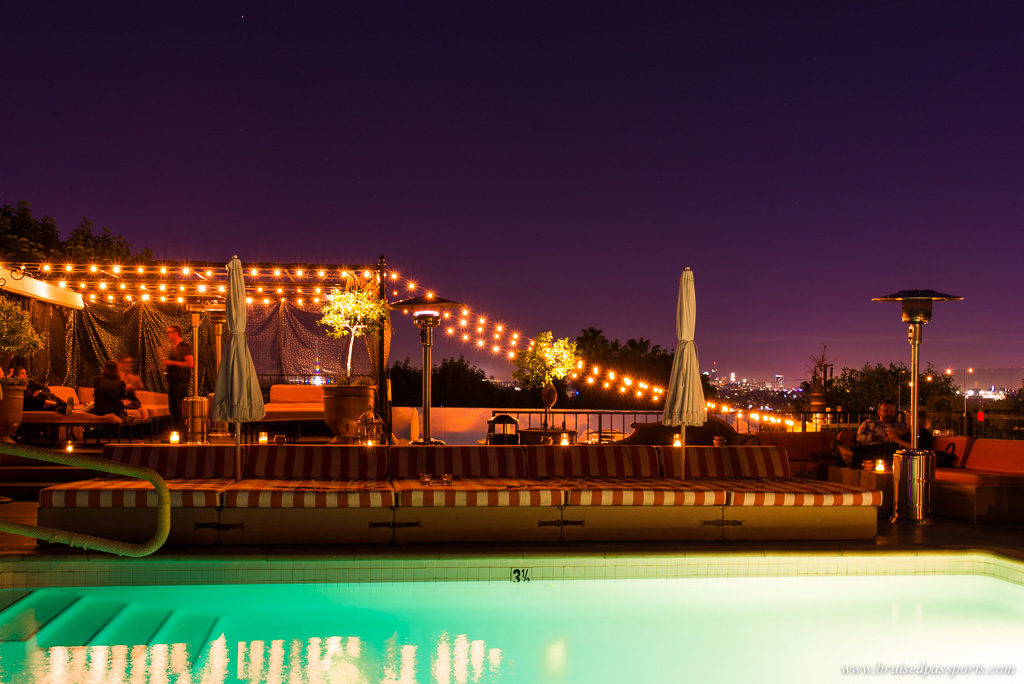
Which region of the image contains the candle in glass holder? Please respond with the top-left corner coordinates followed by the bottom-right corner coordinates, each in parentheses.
top-left (257, 432), bottom-right (269, 444)
top-left (560, 433), bottom-right (570, 446)
top-left (875, 459), bottom-right (886, 473)
top-left (169, 431), bottom-right (180, 444)
top-left (65, 441), bottom-right (75, 453)
top-left (366, 439), bottom-right (374, 447)
top-left (672, 433), bottom-right (682, 447)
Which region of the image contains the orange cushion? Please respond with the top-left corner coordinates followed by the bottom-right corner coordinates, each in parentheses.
top-left (39, 479), bottom-right (231, 508)
top-left (936, 468), bottom-right (1024, 487)
top-left (261, 403), bottom-right (325, 421)
top-left (697, 477), bottom-right (882, 506)
top-left (554, 477), bottom-right (727, 506)
top-left (224, 479), bottom-right (394, 508)
top-left (676, 446), bottom-right (790, 479)
top-left (268, 384), bottom-right (324, 404)
top-left (964, 439), bottom-right (1024, 475)
top-left (392, 478), bottom-right (562, 507)
top-left (932, 437), bottom-right (974, 468)
top-left (754, 431), bottom-right (836, 461)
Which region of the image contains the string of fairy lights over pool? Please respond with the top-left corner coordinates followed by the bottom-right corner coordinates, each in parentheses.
top-left (13, 260), bottom-right (668, 402)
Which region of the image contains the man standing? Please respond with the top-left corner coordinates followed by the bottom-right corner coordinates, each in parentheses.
top-left (163, 325), bottom-right (194, 431)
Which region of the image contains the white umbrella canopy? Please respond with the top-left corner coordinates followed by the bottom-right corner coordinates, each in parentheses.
top-left (213, 257), bottom-right (265, 476)
top-left (662, 268), bottom-right (707, 428)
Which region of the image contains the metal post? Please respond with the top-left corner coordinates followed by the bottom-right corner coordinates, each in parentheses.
top-left (190, 310), bottom-right (201, 397)
top-left (421, 322), bottom-right (433, 443)
top-left (909, 323), bottom-right (921, 449)
top-left (377, 254), bottom-right (392, 444)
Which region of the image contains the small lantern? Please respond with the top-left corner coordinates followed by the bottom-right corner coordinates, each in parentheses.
top-left (356, 410), bottom-right (384, 446)
top-left (560, 433), bottom-right (570, 446)
top-left (875, 459), bottom-right (886, 473)
top-left (169, 431), bottom-right (180, 444)
top-left (672, 433), bottom-right (682, 447)
top-left (65, 441), bottom-right (75, 453)
top-left (258, 431), bottom-right (269, 445)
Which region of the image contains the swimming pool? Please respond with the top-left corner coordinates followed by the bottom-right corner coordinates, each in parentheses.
top-left (0, 570), bottom-right (1021, 683)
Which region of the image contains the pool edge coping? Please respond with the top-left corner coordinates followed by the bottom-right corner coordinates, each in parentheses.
top-left (2, 548), bottom-right (1023, 589)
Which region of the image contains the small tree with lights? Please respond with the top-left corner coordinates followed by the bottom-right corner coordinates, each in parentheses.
top-left (512, 331), bottom-right (578, 428)
top-left (319, 289), bottom-right (390, 384)
top-left (0, 298), bottom-right (42, 378)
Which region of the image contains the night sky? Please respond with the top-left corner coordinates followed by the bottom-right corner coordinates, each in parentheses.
top-left (3, 2), bottom-right (1023, 387)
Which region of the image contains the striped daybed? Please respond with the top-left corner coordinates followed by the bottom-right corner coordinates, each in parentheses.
top-left (390, 445), bottom-right (564, 542)
top-left (38, 444), bottom-right (235, 544)
top-left (35, 443), bottom-right (884, 546)
top-left (218, 444), bottom-right (394, 544)
top-left (680, 446), bottom-right (882, 539)
top-left (526, 445), bottom-right (729, 541)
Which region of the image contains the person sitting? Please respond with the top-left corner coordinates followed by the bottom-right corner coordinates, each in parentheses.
top-left (90, 360), bottom-right (143, 421)
top-left (11, 367), bottom-right (73, 415)
top-left (116, 355), bottom-right (148, 420)
top-left (838, 399), bottom-right (907, 467)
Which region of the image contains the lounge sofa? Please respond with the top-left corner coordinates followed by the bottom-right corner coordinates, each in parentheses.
top-left (38, 444), bottom-right (236, 544)
top-left (934, 438), bottom-right (1024, 522)
top-left (390, 445), bottom-right (564, 543)
top-left (752, 431), bottom-right (837, 480)
top-left (36, 442), bottom-right (882, 546)
top-left (20, 386), bottom-right (170, 443)
top-left (218, 444), bottom-right (394, 545)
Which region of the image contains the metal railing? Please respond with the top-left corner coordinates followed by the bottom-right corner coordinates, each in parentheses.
top-left (0, 443), bottom-right (170, 557)
top-left (491, 409), bottom-right (662, 443)
top-left (787, 410), bottom-right (1024, 441)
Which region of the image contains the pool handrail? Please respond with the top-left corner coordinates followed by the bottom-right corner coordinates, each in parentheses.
top-left (0, 442), bottom-right (170, 557)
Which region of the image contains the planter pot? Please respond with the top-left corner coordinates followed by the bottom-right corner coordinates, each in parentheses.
top-left (0, 384), bottom-right (26, 446)
top-left (324, 385), bottom-right (376, 444)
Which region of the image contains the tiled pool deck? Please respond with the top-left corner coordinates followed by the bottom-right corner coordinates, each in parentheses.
top-left (2, 503), bottom-right (1023, 588)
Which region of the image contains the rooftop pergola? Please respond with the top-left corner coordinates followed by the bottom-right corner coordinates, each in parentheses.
top-left (10, 258), bottom-right (388, 309)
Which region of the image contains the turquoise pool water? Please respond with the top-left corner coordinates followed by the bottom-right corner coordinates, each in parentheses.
top-left (0, 575), bottom-right (1021, 683)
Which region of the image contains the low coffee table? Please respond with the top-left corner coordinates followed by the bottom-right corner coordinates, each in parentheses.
top-left (828, 464), bottom-right (893, 519)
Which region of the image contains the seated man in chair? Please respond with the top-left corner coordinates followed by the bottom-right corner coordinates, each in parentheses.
top-left (838, 399), bottom-right (906, 467)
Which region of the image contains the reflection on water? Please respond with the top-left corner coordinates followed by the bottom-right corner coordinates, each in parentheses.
top-left (19, 633), bottom-right (503, 684)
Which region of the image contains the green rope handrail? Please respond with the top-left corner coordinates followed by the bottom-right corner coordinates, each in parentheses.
top-left (0, 443), bottom-right (170, 557)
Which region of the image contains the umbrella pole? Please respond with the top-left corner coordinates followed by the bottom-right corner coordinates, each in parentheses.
top-left (235, 422), bottom-right (242, 480)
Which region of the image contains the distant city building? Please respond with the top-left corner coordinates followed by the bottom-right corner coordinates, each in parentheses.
top-left (729, 372), bottom-right (736, 383)
top-left (775, 374), bottom-right (784, 389)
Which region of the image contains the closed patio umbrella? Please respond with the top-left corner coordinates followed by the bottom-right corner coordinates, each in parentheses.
top-left (212, 256), bottom-right (265, 478)
top-left (662, 268), bottom-right (706, 431)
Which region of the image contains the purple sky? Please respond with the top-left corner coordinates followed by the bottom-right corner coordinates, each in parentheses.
top-left (3, 2), bottom-right (1023, 386)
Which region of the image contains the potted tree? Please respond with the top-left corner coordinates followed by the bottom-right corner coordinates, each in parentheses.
top-left (319, 288), bottom-right (390, 443)
top-left (0, 297), bottom-right (43, 444)
top-left (511, 331), bottom-right (577, 434)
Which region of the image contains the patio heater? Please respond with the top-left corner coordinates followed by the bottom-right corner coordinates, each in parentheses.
top-left (872, 289), bottom-right (962, 524)
top-left (391, 295), bottom-right (465, 446)
top-left (183, 305), bottom-right (208, 444)
top-left (206, 307), bottom-right (230, 438)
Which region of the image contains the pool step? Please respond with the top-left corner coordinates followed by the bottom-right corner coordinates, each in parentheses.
top-left (35, 598), bottom-right (128, 648)
top-left (0, 591), bottom-right (82, 642)
top-left (0, 589), bottom-right (226, 674)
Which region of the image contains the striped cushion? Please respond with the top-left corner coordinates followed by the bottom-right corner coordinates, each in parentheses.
top-left (556, 477), bottom-right (727, 506)
top-left (223, 480), bottom-right (394, 508)
top-left (245, 445), bottom-right (388, 480)
top-left (390, 446), bottom-right (525, 479)
top-left (39, 480), bottom-right (232, 508)
top-left (393, 479), bottom-right (563, 507)
top-left (525, 445), bottom-right (660, 478)
top-left (697, 477), bottom-right (882, 506)
top-left (102, 445), bottom-right (236, 479)
top-left (678, 446), bottom-right (791, 479)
